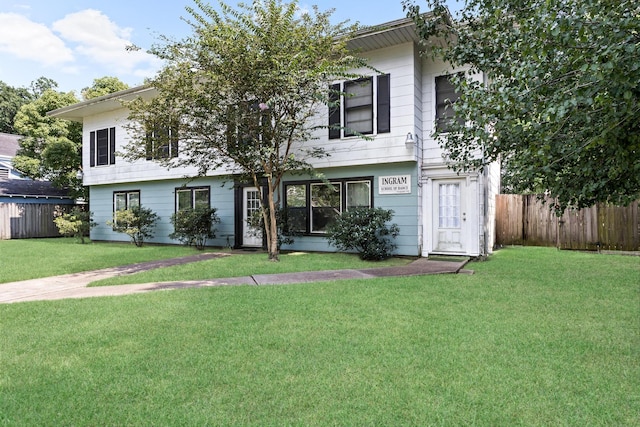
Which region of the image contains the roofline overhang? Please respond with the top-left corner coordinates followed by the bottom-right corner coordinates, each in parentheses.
top-left (47, 85), bottom-right (156, 122)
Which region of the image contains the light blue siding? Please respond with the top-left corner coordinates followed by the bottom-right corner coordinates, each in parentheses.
top-left (90, 178), bottom-right (236, 246)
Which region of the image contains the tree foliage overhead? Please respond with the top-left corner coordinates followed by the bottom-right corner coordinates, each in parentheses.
top-left (81, 76), bottom-right (129, 101)
top-left (124, 0), bottom-right (369, 260)
top-left (12, 88), bottom-right (83, 195)
top-left (404, 0), bottom-right (640, 210)
top-left (0, 81), bottom-right (33, 134)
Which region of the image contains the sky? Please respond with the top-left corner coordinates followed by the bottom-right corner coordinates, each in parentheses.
top-left (0, 0), bottom-right (459, 97)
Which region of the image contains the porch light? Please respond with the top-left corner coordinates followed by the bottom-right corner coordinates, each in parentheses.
top-left (405, 132), bottom-right (416, 148)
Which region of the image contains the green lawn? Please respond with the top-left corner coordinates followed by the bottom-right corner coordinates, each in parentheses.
top-left (1, 247), bottom-right (638, 425)
top-left (0, 238), bottom-right (204, 283)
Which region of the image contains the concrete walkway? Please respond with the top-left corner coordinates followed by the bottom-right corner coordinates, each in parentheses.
top-left (0, 254), bottom-right (470, 304)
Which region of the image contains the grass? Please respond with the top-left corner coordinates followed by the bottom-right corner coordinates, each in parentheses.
top-left (0, 238), bottom-right (204, 283)
top-left (89, 251), bottom-right (411, 286)
top-left (0, 246), bottom-right (638, 425)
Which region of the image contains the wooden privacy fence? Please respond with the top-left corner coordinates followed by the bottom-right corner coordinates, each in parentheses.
top-left (0, 203), bottom-right (75, 239)
top-left (495, 194), bottom-right (639, 251)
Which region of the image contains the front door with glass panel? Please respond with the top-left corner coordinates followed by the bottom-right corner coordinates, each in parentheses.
top-left (433, 180), bottom-right (466, 253)
top-left (242, 187), bottom-right (263, 247)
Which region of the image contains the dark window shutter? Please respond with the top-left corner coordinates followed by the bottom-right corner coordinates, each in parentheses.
top-left (171, 123), bottom-right (179, 158)
top-left (328, 83), bottom-right (341, 139)
top-left (377, 74), bottom-right (390, 134)
top-left (109, 127), bottom-right (116, 164)
top-left (89, 131), bottom-right (95, 167)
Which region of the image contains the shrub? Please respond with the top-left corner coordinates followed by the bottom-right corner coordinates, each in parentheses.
top-left (326, 207), bottom-right (400, 260)
top-left (54, 207), bottom-right (96, 243)
top-left (169, 207), bottom-right (220, 250)
top-left (107, 206), bottom-right (159, 247)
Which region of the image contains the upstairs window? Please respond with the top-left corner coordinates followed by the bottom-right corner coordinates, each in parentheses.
top-left (435, 74), bottom-right (463, 133)
top-left (329, 74), bottom-right (390, 139)
top-left (90, 127), bottom-right (116, 166)
top-left (146, 121), bottom-right (179, 160)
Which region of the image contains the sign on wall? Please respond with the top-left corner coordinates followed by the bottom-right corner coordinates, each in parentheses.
top-left (379, 175), bottom-right (411, 194)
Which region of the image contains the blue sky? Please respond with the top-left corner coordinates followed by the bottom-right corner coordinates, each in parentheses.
top-left (0, 0), bottom-right (458, 96)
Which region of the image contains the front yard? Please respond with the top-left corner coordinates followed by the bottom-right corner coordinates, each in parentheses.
top-left (0, 245), bottom-right (638, 425)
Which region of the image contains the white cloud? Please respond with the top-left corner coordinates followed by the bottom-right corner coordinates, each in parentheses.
top-left (0, 13), bottom-right (74, 66)
top-left (52, 9), bottom-right (161, 77)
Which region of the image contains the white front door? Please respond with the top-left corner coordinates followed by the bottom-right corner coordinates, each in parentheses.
top-left (243, 187), bottom-right (263, 247)
top-left (433, 180), bottom-right (466, 253)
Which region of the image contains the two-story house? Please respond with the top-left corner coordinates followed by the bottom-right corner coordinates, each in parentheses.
top-left (49, 17), bottom-right (499, 258)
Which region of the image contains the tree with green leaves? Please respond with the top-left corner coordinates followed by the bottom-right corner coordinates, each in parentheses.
top-left (82, 76), bottom-right (129, 101)
top-left (0, 81), bottom-right (33, 134)
top-left (404, 0), bottom-right (640, 210)
top-left (124, 0), bottom-right (369, 261)
top-left (12, 89), bottom-right (83, 196)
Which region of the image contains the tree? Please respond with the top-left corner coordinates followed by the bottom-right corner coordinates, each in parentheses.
top-left (404, 0), bottom-right (640, 210)
top-left (12, 88), bottom-right (84, 198)
top-left (0, 81), bottom-right (33, 134)
top-left (82, 76), bottom-right (130, 100)
top-left (124, 0), bottom-right (369, 260)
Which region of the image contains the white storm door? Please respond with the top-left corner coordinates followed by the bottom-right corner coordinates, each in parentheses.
top-left (243, 187), bottom-right (263, 247)
top-left (434, 181), bottom-right (466, 253)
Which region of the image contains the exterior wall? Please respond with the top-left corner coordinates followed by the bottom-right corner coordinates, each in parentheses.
top-left (89, 162), bottom-right (421, 256)
top-left (305, 42), bottom-right (420, 169)
top-left (89, 177), bottom-right (236, 247)
top-left (82, 110), bottom-right (201, 187)
top-left (280, 163), bottom-right (421, 257)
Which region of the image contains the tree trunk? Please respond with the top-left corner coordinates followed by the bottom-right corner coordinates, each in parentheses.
top-left (266, 181), bottom-right (279, 261)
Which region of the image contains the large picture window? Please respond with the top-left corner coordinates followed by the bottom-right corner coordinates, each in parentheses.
top-left (284, 177), bottom-right (373, 234)
top-left (328, 74), bottom-right (390, 139)
top-left (435, 74), bottom-right (463, 133)
top-left (90, 127), bottom-right (116, 166)
top-left (175, 186), bottom-right (210, 211)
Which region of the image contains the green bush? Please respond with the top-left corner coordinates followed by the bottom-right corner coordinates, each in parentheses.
top-left (169, 207), bottom-right (220, 250)
top-left (326, 207), bottom-right (400, 260)
top-left (53, 207), bottom-right (95, 243)
top-left (107, 206), bottom-right (159, 247)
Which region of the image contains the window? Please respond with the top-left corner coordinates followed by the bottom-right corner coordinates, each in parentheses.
top-left (113, 191), bottom-right (140, 226)
top-left (328, 74), bottom-right (390, 139)
top-left (146, 122), bottom-right (178, 160)
top-left (90, 127), bottom-right (116, 166)
top-left (311, 182), bottom-right (341, 233)
top-left (438, 183), bottom-right (460, 228)
top-left (435, 74), bottom-right (463, 132)
top-left (284, 177), bottom-right (373, 234)
top-left (175, 186), bottom-right (210, 211)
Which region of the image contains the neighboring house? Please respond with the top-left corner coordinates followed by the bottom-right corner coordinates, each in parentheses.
top-left (48, 17), bottom-right (500, 257)
top-left (0, 132), bottom-right (26, 179)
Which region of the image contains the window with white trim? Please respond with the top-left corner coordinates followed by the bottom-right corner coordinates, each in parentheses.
top-left (329, 74), bottom-right (390, 139)
top-left (175, 186), bottom-right (210, 212)
top-left (146, 121), bottom-right (179, 160)
top-left (114, 190), bottom-right (140, 213)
